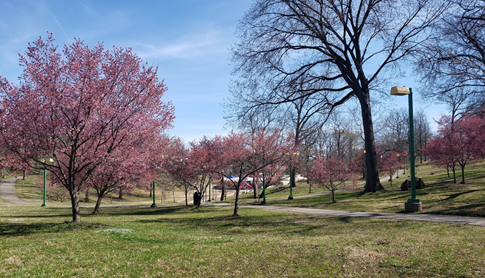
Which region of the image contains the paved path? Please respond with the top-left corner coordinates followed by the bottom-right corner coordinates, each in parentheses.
top-left (2, 176), bottom-right (485, 227)
top-left (239, 205), bottom-right (485, 227)
top-left (0, 177), bottom-right (34, 205)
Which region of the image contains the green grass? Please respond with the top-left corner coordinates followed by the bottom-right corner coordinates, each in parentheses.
top-left (1, 162), bottom-right (485, 277)
top-left (1, 205), bottom-right (485, 277)
top-left (228, 161), bottom-right (485, 217)
top-left (14, 175), bottom-right (185, 208)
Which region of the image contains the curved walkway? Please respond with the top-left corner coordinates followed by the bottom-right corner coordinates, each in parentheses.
top-left (0, 177), bottom-right (34, 205)
top-left (239, 205), bottom-right (485, 227)
top-left (2, 176), bottom-right (485, 227)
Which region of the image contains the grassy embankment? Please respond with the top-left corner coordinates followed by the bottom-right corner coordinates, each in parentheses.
top-left (232, 161), bottom-right (485, 217)
top-left (13, 174), bottom-right (187, 208)
top-left (1, 161), bottom-right (484, 276)
top-left (1, 204), bottom-right (484, 277)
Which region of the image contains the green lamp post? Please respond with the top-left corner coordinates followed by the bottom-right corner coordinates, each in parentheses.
top-left (391, 86), bottom-right (422, 211)
top-left (151, 181), bottom-right (157, 207)
top-left (42, 158), bottom-right (53, 207)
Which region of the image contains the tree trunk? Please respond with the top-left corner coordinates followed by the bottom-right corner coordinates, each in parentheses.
top-left (331, 190), bottom-right (336, 203)
top-left (221, 186), bottom-right (225, 201)
top-left (309, 182), bottom-right (312, 193)
top-left (84, 187), bottom-right (90, 203)
top-left (92, 194), bottom-right (104, 215)
top-left (118, 187), bottom-right (123, 199)
top-left (359, 91), bottom-right (383, 192)
top-left (232, 187), bottom-right (240, 217)
top-left (22, 169), bottom-right (26, 180)
top-left (460, 164), bottom-right (466, 184)
top-left (252, 175), bottom-right (258, 199)
top-left (185, 191), bottom-right (188, 206)
top-left (195, 192), bottom-right (202, 208)
top-left (452, 166), bottom-right (457, 184)
top-left (70, 190), bottom-right (81, 223)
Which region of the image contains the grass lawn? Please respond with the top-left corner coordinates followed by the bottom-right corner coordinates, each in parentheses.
top-left (13, 175), bottom-right (189, 208)
top-left (1, 205), bottom-right (484, 277)
top-left (232, 161), bottom-right (485, 217)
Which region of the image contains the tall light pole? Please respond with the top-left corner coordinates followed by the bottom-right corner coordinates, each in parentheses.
top-left (391, 86), bottom-right (422, 212)
top-left (151, 181), bottom-right (157, 207)
top-left (42, 158), bottom-right (53, 207)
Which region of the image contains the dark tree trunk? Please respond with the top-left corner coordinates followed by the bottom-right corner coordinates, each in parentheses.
top-left (70, 190), bottom-right (81, 223)
top-left (252, 175), bottom-right (258, 199)
top-left (460, 163), bottom-right (466, 184)
top-left (221, 186), bottom-right (225, 201)
top-left (359, 90), bottom-right (383, 192)
top-left (22, 169), bottom-right (26, 180)
top-left (232, 186), bottom-right (240, 217)
top-left (92, 195), bottom-right (104, 215)
top-left (84, 187), bottom-right (90, 203)
top-left (331, 191), bottom-right (336, 203)
top-left (452, 166), bottom-right (457, 184)
top-left (118, 187), bottom-right (123, 199)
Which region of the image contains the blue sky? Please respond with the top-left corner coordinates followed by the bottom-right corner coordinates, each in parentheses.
top-left (0, 0), bottom-right (446, 142)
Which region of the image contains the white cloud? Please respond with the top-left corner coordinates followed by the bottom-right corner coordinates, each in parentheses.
top-left (133, 29), bottom-right (227, 60)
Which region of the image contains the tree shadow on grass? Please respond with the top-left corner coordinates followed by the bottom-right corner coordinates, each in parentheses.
top-left (136, 213), bottom-right (332, 236)
top-left (427, 203), bottom-right (485, 217)
top-left (0, 221), bottom-right (107, 237)
top-left (96, 205), bottom-right (187, 216)
top-left (443, 190), bottom-right (484, 201)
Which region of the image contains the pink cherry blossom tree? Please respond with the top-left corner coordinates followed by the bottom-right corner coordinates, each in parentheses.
top-left (425, 114), bottom-right (484, 184)
top-left (188, 136), bottom-right (223, 206)
top-left (308, 155), bottom-right (356, 203)
top-left (218, 130), bottom-right (290, 217)
top-left (86, 135), bottom-right (166, 214)
top-left (164, 136), bottom-right (221, 207)
top-left (163, 137), bottom-right (194, 206)
top-left (377, 150), bottom-right (403, 188)
top-left (0, 33), bottom-right (174, 223)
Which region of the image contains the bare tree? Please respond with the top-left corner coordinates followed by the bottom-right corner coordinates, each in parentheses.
top-left (414, 109), bottom-right (433, 163)
top-left (379, 108), bottom-right (409, 152)
top-left (417, 0), bottom-right (485, 112)
top-left (231, 0), bottom-right (449, 192)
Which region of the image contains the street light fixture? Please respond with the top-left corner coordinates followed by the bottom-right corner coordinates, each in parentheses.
top-left (390, 86), bottom-right (422, 212)
top-left (42, 158), bottom-right (53, 207)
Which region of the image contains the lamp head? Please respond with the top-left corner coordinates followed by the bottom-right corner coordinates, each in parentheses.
top-left (390, 86), bottom-right (410, 96)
